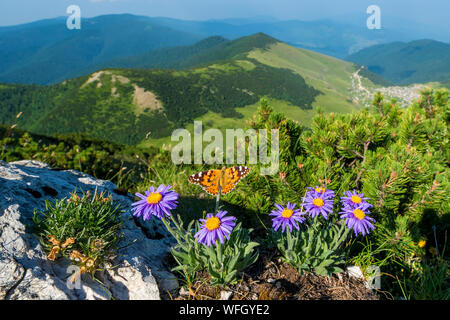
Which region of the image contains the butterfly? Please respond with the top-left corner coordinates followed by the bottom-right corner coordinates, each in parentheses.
top-left (188, 166), bottom-right (250, 196)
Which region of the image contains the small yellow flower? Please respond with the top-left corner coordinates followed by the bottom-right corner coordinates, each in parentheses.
top-left (418, 240), bottom-right (426, 248)
top-left (47, 246), bottom-right (61, 261)
top-left (46, 236), bottom-right (74, 261)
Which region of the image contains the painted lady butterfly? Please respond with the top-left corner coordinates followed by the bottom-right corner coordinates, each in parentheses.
top-left (188, 166), bottom-right (250, 196)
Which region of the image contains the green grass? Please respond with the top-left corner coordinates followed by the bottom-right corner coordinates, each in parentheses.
top-left (141, 92), bottom-right (364, 150)
top-left (139, 97), bottom-right (322, 149)
top-left (247, 42), bottom-right (363, 113)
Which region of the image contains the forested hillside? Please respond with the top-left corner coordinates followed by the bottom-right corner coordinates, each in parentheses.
top-left (0, 33), bottom-right (385, 146)
top-left (347, 39), bottom-right (450, 85)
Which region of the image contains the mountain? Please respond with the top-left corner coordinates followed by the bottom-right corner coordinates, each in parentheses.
top-left (0, 14), bottom-right (202, 85)
top-left (0, 14), bottom-right (434, 85)
top-left (96, 33), bottom-right (282, 70)
top-left (148, 16), bottom-right (409, 58)
top-left (94, 36), bottom-right (229, 70)
top-left (346, 39), bottom-right (450, 85)
top-left (0, 33), bottom-right (384, 146)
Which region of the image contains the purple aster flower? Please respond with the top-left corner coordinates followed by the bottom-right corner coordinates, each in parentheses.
top-left (132, 184), bottom-right (179, 220)
top-left (302, 190), bottom-right (334, 220)
top-left (340, 190), bottom-right (372, 209)
top-left (339, 202), bottom-right (375, 236)
top-left (269, 202), bottom-right (306, 233)
top-left (195, 211), bottom-right (236, 247)
top-left (306, 185), bottom-right (335, 200)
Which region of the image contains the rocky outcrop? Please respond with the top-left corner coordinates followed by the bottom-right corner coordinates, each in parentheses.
top-left (0, 160), bottom-right (178, 300)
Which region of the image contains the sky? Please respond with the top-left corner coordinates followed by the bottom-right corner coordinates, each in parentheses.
top-left (0, 0), bottom-right (449, 29)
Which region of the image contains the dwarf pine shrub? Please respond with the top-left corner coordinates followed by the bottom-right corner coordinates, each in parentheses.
top-left (239, 89), bottom-right (449, 296)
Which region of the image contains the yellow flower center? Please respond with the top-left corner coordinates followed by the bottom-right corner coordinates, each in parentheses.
top-left (353, 209), bottom-right (365, 220)
top-left (313, 198), bottom-right (324, 207)
top-left (315, 187), bottom-right (325, 193)
top-left (147, 192), bottom-right (162, 204)
top-left (351, 195), bottom-right (362, 204)
top-left (206, 217), bottom-right (221, 231)
top-left (281, 209), bottom-right (293, 218)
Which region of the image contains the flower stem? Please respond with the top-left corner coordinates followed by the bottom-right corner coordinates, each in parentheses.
top-left (217, 241), bottom-right (222, 262)
top-left (162, 215), bottom-right (183, 246)
top-left (333, 224), bottom-right (351, 251)
top-left (170, 213), bottom-right (182, 232)
top-left (214, 188), bottom-right (222, 215)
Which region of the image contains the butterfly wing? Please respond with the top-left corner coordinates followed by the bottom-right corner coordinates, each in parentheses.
top-left (188, 169), bottom-right (221, 196)
top-left (221, 166), bottom-right (250, 195)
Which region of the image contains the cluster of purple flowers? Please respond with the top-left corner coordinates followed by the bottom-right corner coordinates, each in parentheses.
top-left (339, 190), bottom-right (375, 236)
top-left (132, 183), bottom-right (377, 248)
top-left (270, 185), bottom-right (376, 236)
top-left (132, 184), bottom-right (237, 247)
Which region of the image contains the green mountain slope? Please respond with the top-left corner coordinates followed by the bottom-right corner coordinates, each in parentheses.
top-left (246, 40), bottom-right (364, 116)
top-left (0, 33), bottom-right (382, 146)
top-left (346, 39), bottom-right (450, 85)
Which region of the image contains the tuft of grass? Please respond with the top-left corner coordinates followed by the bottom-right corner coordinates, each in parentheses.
top-left (33, 190), bottom-right (124, 282)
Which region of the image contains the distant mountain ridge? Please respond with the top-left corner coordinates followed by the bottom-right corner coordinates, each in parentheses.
top-left (346, 39), bottom-right (450, 85)
top-left (0, 14), bottom-right (441, 85)
top-left (0, 14), bottom-right (203, 85)
top-left (147, 16), bottom-right (410, 58)
top-left (98, 33), bottom-right (278, 71)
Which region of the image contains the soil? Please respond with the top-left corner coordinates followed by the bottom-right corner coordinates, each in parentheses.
top-left (172, 250), bottom-right (380, 300)
top-left (133, 84), bottom-right (163, 114)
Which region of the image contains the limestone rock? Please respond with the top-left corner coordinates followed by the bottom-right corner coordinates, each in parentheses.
top-left (0, 160), bottom-right (177, 300)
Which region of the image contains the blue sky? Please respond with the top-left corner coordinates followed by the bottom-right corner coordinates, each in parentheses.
top-left (0, 0), bottom-right (449, 29)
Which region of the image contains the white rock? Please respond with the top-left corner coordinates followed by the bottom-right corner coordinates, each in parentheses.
top-left (0, 160), bottom-right (178, 300)
top-left (0, 251), bottom-right (25, 299)
top-left (346, 265), bottom-right (381, 290)
top-left (220, 291), bottom-right (233, 300)
top-left (346, 266), bottom-right (365, 280)
top-left (178, 286), bottom-right (190, 296)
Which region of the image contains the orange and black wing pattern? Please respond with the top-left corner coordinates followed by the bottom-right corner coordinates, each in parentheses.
top-left (221, 166), bottom-right (250, 195)
top-left (188, 166), bottom-right (250, 196)
top-left (188, 169), bottom-right (222, 196)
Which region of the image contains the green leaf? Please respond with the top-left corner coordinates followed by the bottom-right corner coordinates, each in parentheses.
top-left (314, 266), bottom-right (328, 276)
top-left (224, 270), bottom-right (238, 284)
